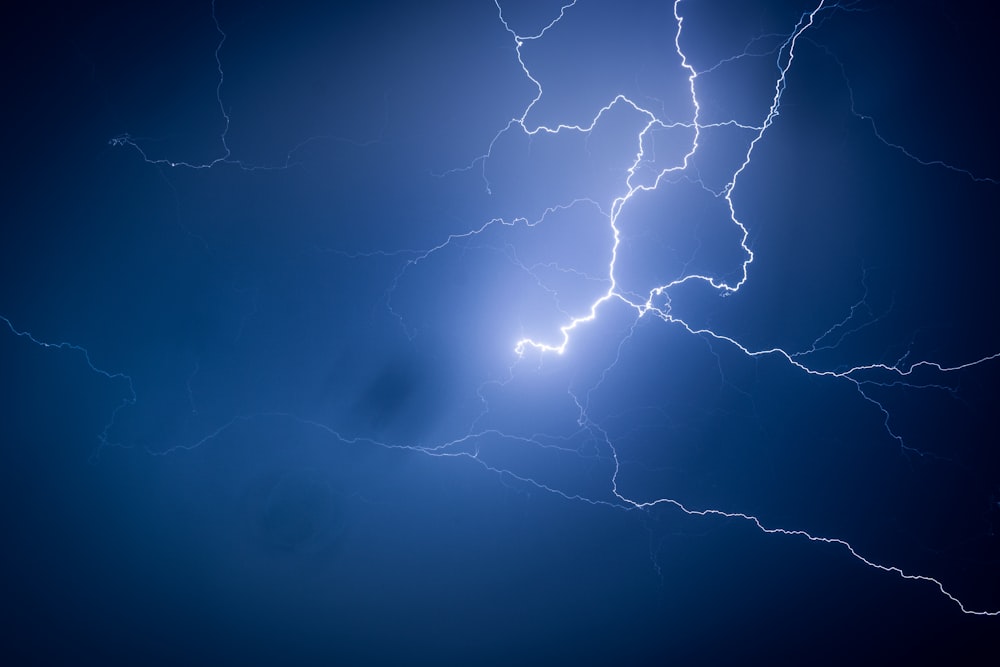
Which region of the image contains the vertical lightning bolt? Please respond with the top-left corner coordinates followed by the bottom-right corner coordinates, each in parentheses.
top-left (10, 0), bottom-right (997, 623)
top-left (405, 0), bottom-right (1000, 615)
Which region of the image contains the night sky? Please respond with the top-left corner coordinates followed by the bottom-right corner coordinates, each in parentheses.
top-left (2, 1), bottom-right (999, 664)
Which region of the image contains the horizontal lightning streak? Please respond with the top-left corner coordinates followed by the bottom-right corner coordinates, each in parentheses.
top-left (137, 406), bottom-right (1000, 616)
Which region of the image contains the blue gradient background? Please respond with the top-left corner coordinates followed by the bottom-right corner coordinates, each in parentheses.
top-left (2, 0), bottom-right (998, 664)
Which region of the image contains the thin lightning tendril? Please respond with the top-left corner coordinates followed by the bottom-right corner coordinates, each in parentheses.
top-left (108, 0), bottom-right (382, 171)
top-left (1, 315), bottom-right (136, 461)
top-left (5, 0), bottom-right (998, 617)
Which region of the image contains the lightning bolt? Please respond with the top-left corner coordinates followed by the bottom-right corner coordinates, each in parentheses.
top-left (11, 0), bottom-right (997, 622)
top-left (388, 0), bottom-right (1000, 615)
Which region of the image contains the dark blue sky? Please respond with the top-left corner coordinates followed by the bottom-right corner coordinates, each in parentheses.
top-left (3, 1), bottom-right (998, 664)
